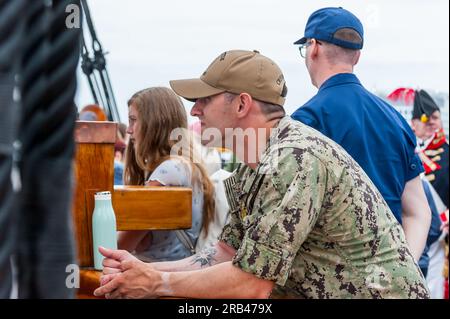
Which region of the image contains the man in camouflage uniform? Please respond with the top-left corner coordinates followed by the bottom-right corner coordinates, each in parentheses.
top-left (93, 50), bottom-right (429, 299)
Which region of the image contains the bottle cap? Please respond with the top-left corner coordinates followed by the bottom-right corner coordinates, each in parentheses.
top-left (94, 191), bottom-right (111, 200)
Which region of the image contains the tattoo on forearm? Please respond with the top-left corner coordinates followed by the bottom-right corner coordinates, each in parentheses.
top-left (190, 247), bottom-right (217, 267)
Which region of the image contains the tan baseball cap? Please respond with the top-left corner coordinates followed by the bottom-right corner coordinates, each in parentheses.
top-left (169, 50), bottom-right (287, 106)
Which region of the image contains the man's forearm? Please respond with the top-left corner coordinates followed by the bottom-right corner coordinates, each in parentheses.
top-left (151, 241), bottom-right (235, 272)
top-left (155, 261), bottom-right (274, 299)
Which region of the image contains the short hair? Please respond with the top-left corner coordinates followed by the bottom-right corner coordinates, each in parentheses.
top-left (224, 92), bottom-right (285, 117)
top-left (223, 92), bottom-right (237, 104)
top-left (322, 28), bottom-right (362, 65)
top-left (257, 100), bottom-right (285, 117)
top-left (333, 28), bottom-right (363, 46)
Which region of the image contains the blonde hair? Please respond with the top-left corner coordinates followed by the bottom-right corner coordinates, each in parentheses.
top-left (124, 87), bottom-right (215, 236)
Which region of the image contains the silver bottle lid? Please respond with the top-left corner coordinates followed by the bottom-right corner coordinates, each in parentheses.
top-left (94, 191), bottom-right (111, 200)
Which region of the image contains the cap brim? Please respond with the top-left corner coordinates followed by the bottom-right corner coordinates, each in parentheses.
top-left (293, 37), bottom-right (307, 45)
top-left (169, 79), bottom-right (225, 102)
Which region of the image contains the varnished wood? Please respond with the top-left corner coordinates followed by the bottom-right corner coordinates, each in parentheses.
top-left (77, 269), bottom-right (103, 299)
top-left (113, 186), bottom-right (192, 231)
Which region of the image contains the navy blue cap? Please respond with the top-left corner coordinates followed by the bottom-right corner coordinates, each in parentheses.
top-left (294, 7), bottom-right (364, 50)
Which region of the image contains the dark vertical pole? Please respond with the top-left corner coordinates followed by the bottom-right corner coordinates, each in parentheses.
top-left (14, 0), bottom-right (81, 298)
top-left (0, 0), bottom-right (26, 299)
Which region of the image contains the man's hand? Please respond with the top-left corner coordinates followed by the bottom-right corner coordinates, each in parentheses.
top-left (94, 246), bottom-right (160, 299)
top-left (99, 246), bottom-right (138, 275)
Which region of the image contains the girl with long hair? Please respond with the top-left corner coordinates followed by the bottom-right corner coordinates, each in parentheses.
top-left (118, 87), bottom-right (215, 261)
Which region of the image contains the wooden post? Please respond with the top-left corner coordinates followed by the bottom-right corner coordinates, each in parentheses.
top-left (74, 121), bottom-right (116, 267)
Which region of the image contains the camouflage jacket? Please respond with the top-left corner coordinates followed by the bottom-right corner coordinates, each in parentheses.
top-left (219, 116), bottom-right (430, 299)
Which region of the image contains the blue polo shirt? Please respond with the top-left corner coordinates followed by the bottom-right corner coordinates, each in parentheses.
top-left (291, 73), bottom-right (423, 223)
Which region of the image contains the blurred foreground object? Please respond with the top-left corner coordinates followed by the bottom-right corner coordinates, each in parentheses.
top-left (0, 0), bottom-right (81, 298)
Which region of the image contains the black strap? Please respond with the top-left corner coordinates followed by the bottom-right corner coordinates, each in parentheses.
top-left (245, 173), bottom-right (265, 216)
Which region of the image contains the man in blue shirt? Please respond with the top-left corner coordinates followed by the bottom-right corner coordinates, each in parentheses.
top-left (292, 7), bottom-right (431, 261)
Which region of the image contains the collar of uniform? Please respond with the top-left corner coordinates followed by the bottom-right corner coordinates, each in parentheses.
top-left (318, 73), bottom-right (361, 92)
top-left (237, 116), bottom-right (290, 176)
top-left (255, 116), bottom-right (291, 175)
top-left (266, 116), bottom-right (289, 150)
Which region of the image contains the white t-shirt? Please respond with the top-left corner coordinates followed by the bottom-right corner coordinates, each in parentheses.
top-left (136, 158), bottom-right (204, 262)
top-left (195, 169), bottom-right (231, 252)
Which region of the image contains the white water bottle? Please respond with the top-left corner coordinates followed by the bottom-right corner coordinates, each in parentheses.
top-left (92, 191), bottom-right (117, 270)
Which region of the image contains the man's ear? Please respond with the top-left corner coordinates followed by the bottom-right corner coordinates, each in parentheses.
top-left (353, 50), bottom-right (361, 66)
top-left (310, 39), bottom-right (320, 59)
top-left (236, 93), bottom-right (253, 119)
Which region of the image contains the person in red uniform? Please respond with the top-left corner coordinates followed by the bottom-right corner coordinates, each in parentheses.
top-left (412, 90), bottom-right (449, 208)
top-left (412, 89), bottom-right (449, 299)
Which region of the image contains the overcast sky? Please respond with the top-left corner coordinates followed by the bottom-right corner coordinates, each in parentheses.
top-left (76, 0), bottom-right (449, 124)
